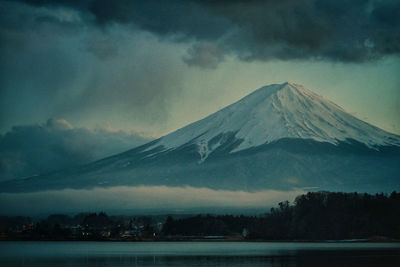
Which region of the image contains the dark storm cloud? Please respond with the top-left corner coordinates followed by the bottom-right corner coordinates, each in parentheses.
top-left (0, 0), bottom-right (187, 131)
top-left (8, 0), bottom-right (400, 67)
top-left (0, 119), bottom-right (152, 180)
top-left (85, 35), bottom-right (118, 60)
top-left (182, 42), bottom-right (225, 69)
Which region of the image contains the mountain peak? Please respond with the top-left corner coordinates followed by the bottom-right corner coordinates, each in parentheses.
top-left (145, 83), bottom-right (400, 160)
top-left (249, 82), bottom-right (317, 101)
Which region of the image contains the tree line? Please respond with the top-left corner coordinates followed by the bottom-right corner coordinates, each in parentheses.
top-left (162, 191), bottom-right (400, 240)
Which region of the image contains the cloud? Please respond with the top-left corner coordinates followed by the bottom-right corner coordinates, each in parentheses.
top-left (0, 119), bottom-right (152, 180)
top-left (8, 0), bottom-right (400, 64)
top-left (0, 1), bottom-right (187, 133)
top-left (0, 185), bottom-right (306, 215)
top-left (46, 118), bottom-right (73, 130)
top-left (183, 42), bottom-right (225, 69)
top-left (85, 34), bottom-right (119, 60)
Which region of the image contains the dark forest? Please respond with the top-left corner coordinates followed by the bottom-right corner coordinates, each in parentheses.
top-left (1, 191), bottom-right (399, 241)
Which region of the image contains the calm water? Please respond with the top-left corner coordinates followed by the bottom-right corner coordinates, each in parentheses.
top-left (1, 241), bottom-right (400, 266)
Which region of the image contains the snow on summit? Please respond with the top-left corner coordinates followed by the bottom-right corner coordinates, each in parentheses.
top-left (147, 82), bottom-right (400, 159)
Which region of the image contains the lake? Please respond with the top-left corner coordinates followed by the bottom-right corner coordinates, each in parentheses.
top-left (1, 241), bottom-right (399, 266)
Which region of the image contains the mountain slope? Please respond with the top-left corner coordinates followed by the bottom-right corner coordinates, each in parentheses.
top-left (1, 82), bottom-right (399, 193)
top-left (146, 82), bottom-right (400, 160)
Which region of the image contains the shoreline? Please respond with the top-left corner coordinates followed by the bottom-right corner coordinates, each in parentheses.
top-left (1, 237), bottom-right (399, 243)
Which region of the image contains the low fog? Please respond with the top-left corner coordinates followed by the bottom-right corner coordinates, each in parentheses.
top-left (0, 186), bottom-right (305, 215)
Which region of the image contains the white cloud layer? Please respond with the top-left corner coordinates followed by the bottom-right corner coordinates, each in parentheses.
top-left (0, 186), bottom-right (305, 215)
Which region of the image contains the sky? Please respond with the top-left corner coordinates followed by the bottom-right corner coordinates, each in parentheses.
top-left (0, 0), bottom-right (400, 179)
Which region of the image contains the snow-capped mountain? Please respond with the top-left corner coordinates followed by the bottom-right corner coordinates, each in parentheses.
top-left (1, 82), bottom-right (399, 193)
top-left (147, 82), bottom-right (400, 161)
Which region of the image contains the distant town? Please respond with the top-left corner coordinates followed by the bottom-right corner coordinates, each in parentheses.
top-left (1, 192), bottom-right (399, 242)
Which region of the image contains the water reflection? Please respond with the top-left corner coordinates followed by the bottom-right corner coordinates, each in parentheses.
top-left (1, 242), bottom-right (399, 267)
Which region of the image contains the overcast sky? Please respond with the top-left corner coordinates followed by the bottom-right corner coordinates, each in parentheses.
top-left (1, 0), bottom-right (399, 138)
